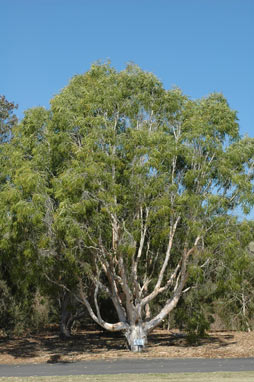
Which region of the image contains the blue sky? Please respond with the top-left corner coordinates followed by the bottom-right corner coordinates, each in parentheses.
top-left (2, 0), bottom-right (253, 139)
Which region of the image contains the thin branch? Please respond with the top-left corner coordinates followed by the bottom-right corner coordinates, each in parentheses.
top-left (132, 206), bottom-right (149, 300)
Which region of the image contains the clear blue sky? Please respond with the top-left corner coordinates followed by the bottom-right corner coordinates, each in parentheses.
top-left (2, 0), bottom-right (253, 139)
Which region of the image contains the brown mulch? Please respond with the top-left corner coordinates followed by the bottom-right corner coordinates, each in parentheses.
top-left (0, 328), bottom-right (254, 364)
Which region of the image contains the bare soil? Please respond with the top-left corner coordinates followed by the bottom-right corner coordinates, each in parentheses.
top-left (0, 327), bottom-right (254, 365)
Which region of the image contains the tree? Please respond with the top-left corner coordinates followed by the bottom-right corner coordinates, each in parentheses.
top-left (0, 98), bottom-right (50, 335)
top-left (171, 218), bottom-right (254, 339)
top-left (3, 64), bottom-right (254, 350)
top-left (0, 95), bottom-right (17, 143)
top-left (0, 106), bottom-right (86, 336)
top-left (0, 106), bottom-right (54, 334)
top-left (45, 64), bottom-right (254, 351)
top-left (211, 220), bottom-right (254, 331)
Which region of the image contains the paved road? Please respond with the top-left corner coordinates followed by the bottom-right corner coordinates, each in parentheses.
top-left (1, 358), bottom-right (254, 377)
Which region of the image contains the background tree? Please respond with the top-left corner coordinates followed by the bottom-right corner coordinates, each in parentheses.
top-left (0, 95), bottom-right (17, 143)
top-left (0, 106), bottom-right (54, 334)
top-left (171, 218), bottom-right (254, 341)
top-left (211, 220), bottom-right (254, 331)
top-left (0, 105), bottom-right (86, 336)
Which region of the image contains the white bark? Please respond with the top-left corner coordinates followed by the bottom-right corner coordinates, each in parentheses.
top-left (132, 206), bottom-right (149, 301)
top-left (140, 216), bottom-right (181, 308)
top-left (74, 228), bottom-right (201, 350)
top-left (78, 278), bottom-right (127, 332)
top-left (46, 229), bottom-right (201, 352)
top-left (125, 324), bottom-right (147, 352)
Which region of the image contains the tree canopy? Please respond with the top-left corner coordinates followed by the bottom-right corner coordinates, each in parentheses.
top-left (1, 64), bottom-right (254, 349)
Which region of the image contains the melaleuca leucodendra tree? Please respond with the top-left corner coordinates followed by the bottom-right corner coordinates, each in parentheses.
top-left (46, 63), bottom-right (254, 351)
top-left (2, 63), bottom-right (254, 349)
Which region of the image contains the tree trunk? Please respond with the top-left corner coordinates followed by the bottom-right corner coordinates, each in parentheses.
top-left (59, 291), bottom-right (85, 338)
top-left (60, 307), bottom-right (87, 338)
top-left (60, 310), bottom-right (72, 338)
top-left (124, 324), bottom-right (148, 352)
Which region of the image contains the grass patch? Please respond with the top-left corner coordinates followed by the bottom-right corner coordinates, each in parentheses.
top-left (1, 372), bottom-right (254, 382)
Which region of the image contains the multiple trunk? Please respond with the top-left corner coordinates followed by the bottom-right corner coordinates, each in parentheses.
top-left (75, 210), bottom-right (201, 352)
top-left (68, 116), bottom-right (202, 351)
top-left (125, 324), bottom-right (147, 352)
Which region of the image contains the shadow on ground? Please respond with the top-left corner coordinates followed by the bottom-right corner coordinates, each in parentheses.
top-left (0, 327), bottom-right (237, 362)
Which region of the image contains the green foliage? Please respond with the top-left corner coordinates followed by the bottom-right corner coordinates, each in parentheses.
top-left (212, 221), bottom-right (254, 331)
top-left (1, 64), bottom-right (254, 336)
top-left (0, 278), bottom-right (52, 336)
top-left (0, 95), bottom-right (17, 144)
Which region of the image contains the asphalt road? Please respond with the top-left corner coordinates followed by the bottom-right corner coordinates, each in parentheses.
top-left (1, 358), bottom-right (254, 377)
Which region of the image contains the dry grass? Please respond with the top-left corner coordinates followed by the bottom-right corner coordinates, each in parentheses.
top-left (1, 372), bottom-right (254, 382)
top-left (0, 328), bottom-right (254, 365)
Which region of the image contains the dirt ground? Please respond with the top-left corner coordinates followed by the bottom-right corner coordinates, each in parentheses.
top-left (0, 327), bottom-right (254, 365)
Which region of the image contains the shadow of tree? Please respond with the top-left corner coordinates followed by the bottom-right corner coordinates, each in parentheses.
top-left (0, 328), bottom-right (237, 362)
top-left (0, 329), bottom-right (126, 360)
top-left (148, 331), bottom-right (237, 349)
